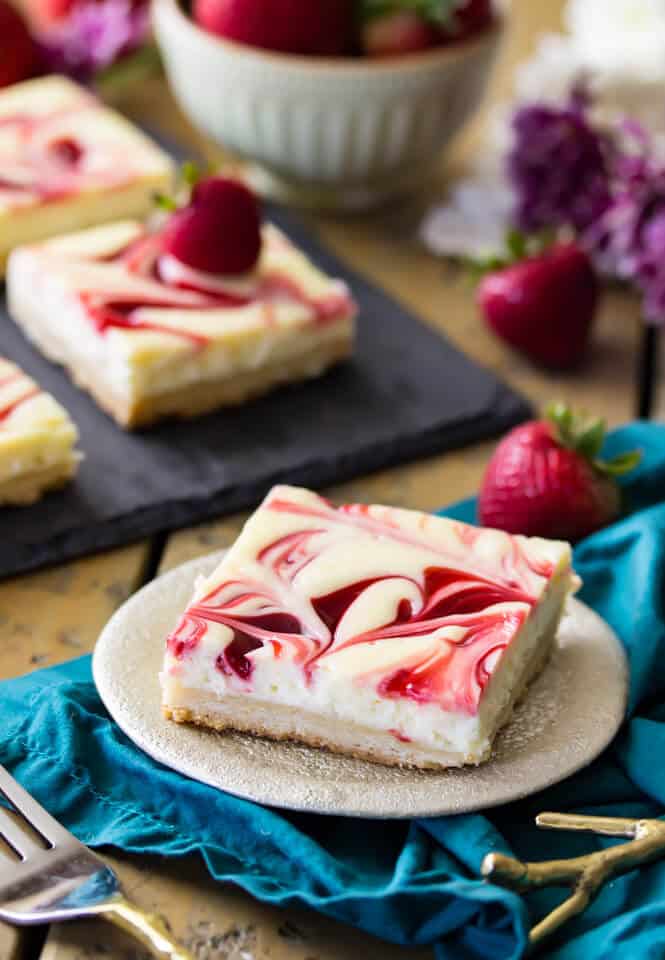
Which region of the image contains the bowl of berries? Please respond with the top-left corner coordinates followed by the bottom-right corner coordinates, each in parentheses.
top-left (153, 0), bottom-right (503, 211)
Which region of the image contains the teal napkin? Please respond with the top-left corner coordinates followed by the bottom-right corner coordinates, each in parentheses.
top-left (2, 422), bottom-right (665, 960)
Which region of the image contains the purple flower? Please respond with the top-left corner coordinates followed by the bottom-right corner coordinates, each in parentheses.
top-left (588, 127), bottom-right (665, 323)
top-left (507, 89), bottom-right (612, 235)
top-left (507, 83), bottom-right (665, 324)
top-left (638, 210), bottom-right (665, 321)
top-left (39, 0), bottom-right (150, 81)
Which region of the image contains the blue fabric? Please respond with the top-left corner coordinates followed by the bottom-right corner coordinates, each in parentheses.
top-left (2, 421), bottom-right (665, 960)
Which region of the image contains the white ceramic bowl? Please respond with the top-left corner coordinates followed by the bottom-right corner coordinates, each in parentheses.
top-left (153, 0), bottom-right (504, 211)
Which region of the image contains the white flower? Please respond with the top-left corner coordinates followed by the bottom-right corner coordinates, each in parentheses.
top-left (421, 0), bottom-right (665, 259)
top-left (510, 1), bottom-right (665, 161)
top-left (566, 0), bottom-right (665, 82)
top-left (420, 180), bottom-right (512, 259)
top-left (513, 33), bottom-right (584, 106)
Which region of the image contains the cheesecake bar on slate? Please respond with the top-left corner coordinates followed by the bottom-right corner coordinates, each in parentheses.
top-left (7, 218), bottom-right (356, 428)
top-left (161, 485), bottom-right (577, 769)
top-left (0, 74), bottom-right (173, 274)
top-left (0, 357), bottom-right (80, 505)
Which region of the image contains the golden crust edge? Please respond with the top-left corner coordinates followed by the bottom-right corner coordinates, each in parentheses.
top-left (161, 704), bottom-right (475, 769)
top-left (107, 337), bottom-right (354, 428)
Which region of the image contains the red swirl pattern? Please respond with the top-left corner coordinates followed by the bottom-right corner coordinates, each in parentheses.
top-left (0, 114), bottom-right (81, 201)
top-left (167, 490), bottom-right (558, 716)
top-left (0, 363), bottom-right (39, 423)
top-left (0, 103), bottom-right (125, 203)
top-left (73, 230), bottom-right (355, 347)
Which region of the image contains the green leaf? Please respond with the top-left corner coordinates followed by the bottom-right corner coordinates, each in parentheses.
top-left (545, 403), bottom-right (575, 446)
top-left (463, 252), bottom-right (508, 286)
top-left (574, 417), bottom-right (606, 460)
top-left (153, 192), bottom-right (177, 212)
top-left (545, 403), bottom-right (641, 477)
top-left (596, 450), bottom-right (643, 477)
top-left (359, 0), bottom-right (459, 26)
top-left (181, 161), bottom-right (200, 188)
top-left (506, 228), bottom-right (528, 262)
top-left (545, 404), bottom-right (608, 457)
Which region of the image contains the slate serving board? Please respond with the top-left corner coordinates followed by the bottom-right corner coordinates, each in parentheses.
top-left (0, 205), bottom-right (530, 580)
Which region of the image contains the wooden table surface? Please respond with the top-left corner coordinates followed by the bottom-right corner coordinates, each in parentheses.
top-left (2, 1), bottom-right (660, 958)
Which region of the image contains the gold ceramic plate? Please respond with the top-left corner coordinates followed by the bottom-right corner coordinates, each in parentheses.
top-left (93, 551), bottom-right (628, 818)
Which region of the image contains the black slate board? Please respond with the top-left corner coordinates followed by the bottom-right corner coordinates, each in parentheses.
top-left (0, 206), bottom-right (530, 580)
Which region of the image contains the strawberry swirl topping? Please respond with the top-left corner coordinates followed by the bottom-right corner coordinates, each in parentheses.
top-left (68, 226), bottom-right (355, 346)
top-left (166, 488), bottom-right (562, 716)
top-left (0, 359), bottom-right (40, 424)
top-left (0, 99), bottom-right (157, 207)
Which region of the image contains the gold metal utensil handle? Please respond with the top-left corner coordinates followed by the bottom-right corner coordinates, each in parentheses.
top-left (482, 812), bottom-right (665, 948)
top-left (94, 896), bottom-right (195, 960)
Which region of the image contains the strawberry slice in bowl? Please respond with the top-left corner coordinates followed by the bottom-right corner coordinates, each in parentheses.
top-left (360, 0), bottom-right (494, 57)
top-left (193, 0), bottom-right (356, 56)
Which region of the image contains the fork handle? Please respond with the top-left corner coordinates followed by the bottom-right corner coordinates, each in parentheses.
top-left (97, 896), bottom-right (195, 960)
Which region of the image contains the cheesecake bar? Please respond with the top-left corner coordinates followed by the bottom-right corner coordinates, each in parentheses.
top-left (0, 74), bottom-right (173, 274)
top-left (0, 357), bottom-right (80, 505)
top-left (7, 219), bottom-right (356, 428)
top-left (161, 485), bottom-right (578, 769)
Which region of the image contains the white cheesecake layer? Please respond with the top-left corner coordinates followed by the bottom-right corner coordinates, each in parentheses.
top-left (162, 574), bottom-right (569, 763)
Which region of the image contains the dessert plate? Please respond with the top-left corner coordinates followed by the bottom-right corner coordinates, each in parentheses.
top-left (93, 552), bottom-right (629, 819)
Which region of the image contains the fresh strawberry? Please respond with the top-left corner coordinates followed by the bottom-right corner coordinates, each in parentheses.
top-left (439, 0), bottom-right (493, 41)
top-left (477, 242), bottom-right (598, 370)
top-left (28, 0), bottom-right (76, 27)
top-left (478, 405), bottom-right (641, 541)
top-left (193, 0), bottom-right (355, 56)
top-left (362, 10), bottom-right (439, 56)
top-left (0, 1), bottom-right (38, 88)
top-left (360, 0), bottom-right (491, 56)
top-left (162, 175), bottom-right (262, 275)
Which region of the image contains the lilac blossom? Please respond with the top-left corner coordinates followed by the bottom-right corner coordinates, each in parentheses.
top-left (587, 125), bottom-right (665, 323)
top-left (507, 88), bottom-right (612, 235)
top-left (39, 0), bottom-right (150, 81)
top-left (508, 84), bottom-right (665, 324)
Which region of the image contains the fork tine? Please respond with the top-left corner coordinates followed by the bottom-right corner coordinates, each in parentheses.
top-left (0, 805), bottom-right (44, 860)
top-left (0, 765), bottom-right (71, 848)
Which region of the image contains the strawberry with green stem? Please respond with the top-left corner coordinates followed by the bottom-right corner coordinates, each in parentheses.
top-left (359, 0), bottom-right (492, 56)
top-left (479, 404), bottom-right (641, 541)
top-left (475, 231), bottom-right (599, 370)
